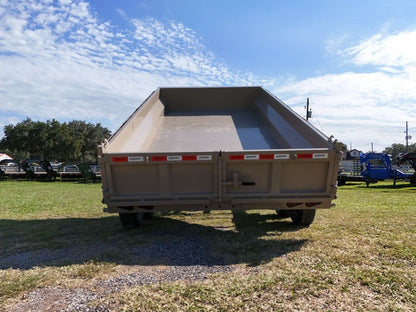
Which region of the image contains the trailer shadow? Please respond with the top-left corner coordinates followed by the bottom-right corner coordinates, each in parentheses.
top-left (0, 212), bottom-right (307, 270)
top-left (356, 183), bottom-right (415, 190)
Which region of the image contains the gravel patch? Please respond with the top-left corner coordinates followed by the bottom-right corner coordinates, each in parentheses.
top-left (5, 236), bottom-right (234, 312)
top-left (138, 237), bottom-right (227, 266)
top-left (0, 235), bottom-right (228, 270)
top-left (97, 264), bottom-right (233, 293)
top-left (8, 287), bottom-right (101, 312)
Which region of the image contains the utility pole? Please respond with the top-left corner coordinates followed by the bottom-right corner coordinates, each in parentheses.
top-left (305, 98), bottom-right (312, 121)
top-left (405, 121), bottom-right (412, 152)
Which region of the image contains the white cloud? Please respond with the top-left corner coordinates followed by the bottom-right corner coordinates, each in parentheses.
top-left (346, 31), bottom-right (416, 69)
top-left (0, 0), bottom-right (254, 136)
top-left (275, 31), bottom-right (416, 151)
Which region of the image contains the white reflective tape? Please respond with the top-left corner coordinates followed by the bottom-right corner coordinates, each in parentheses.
top-left (274, 154), bottom-right (290, 160)
top-left (197, 155), bottom-right (212, 161)
top-left (244, 154), bottom-right (259, 160)
top-left (167, 155), bottom-right (182, 161)
top-left (313, 153), bottom-right (328, 159)
top-left (128, 156), bottom-right (144, 162)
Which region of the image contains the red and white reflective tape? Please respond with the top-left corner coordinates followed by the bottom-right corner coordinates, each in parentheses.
top-left (128, 156), bottom-right (144, 162)
top-left (112, 156), bottom-right (144, 162)
top-left (228, 153), bottom-right (327, 160)
top-left (196, 155), bottom-right (213, 161)
top-left (113, 155), bottom-right (213, 162)
top-left (245, 154), bottom-right (281, 160)
top-left (229, 154), bottom-right (290, 160)
top-left (313, 153), bottom-right (328, 159)
top-left (151, 156), bottom-right (167, 162)
top-left (151, 155), bottom-right (213, 162)
top-left (113, 153), bottom-right (328, 163)
top-left (112, 156), bottom-right (128, 162)
top-left (296, 153), bottom-right (328, 159)
top-left (274, 154), bottom-right (290, 160)
top-left (296, 153), bottom-right (313, 159)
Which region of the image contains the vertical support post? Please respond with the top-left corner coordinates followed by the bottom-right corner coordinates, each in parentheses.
top-left (218, 152), bottom-right (223, 202)
top-left (306, 98), bottom-right (312, 121)
top-left (405, 121), bottom-right (411, 152)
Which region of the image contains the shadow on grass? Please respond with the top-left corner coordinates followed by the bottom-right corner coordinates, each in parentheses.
top-left (339, 181), bottom-right (416, 190)
top-left (338, 182), bottom-right (366, 187)
top-left (356, 183), bottom-right (415, 190)
top-left (0, 212), bottom-right (307, 270)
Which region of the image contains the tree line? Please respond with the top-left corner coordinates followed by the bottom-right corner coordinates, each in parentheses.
top-left (0, 118), bottom-right (111, 162)
top-left (383, 143), bottom-right (416, 164)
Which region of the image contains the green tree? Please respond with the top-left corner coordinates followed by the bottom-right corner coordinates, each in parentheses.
top-left (383, 143), bottom-right (416, 165)
top-left (43, 120), bottom-right (75, 161)
top-left (1, 118), bottom-right (33, 159)
top-left (0, 119), bottom-right (111, 162)
top-left (67, 121), bottom-right (111, 162)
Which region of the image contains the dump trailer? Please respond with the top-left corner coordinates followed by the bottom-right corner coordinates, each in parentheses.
top-left (98, 87), bottom-right (342, 229)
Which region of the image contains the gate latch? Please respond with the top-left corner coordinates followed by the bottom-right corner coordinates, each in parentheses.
top-left (222, 172), bottom-right (256, 188)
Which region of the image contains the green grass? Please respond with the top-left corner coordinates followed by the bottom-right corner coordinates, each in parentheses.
top-left (0, 180), bottom-right (103, 219)
top-left (1, 180), bottom-right (415, 311)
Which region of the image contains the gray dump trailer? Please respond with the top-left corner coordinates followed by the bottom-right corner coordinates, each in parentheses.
top-left (98, 86), bottom-right (342, 229)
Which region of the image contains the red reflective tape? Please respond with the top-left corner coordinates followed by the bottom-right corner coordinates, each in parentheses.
top-left (182, 155), bottom-right (197, 161)
top-left (297, 153), bottom-right (313, 159)
top-left (229, 155), bottom-right (244, 160)
top-left (151, 156), bottom-right (167, 161)
top-left (260, 154), bottom-right (274, 160)
top-left (112, 156), bottom-right (128, 162)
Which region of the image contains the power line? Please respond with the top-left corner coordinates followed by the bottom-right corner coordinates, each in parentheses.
top-left (304, 98), bottom-right (325, 133)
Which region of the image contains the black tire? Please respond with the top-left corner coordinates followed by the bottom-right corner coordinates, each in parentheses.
top-left (143, 212), bottom-right (154, 220)
top-left (337, 176), bottom-right (345, 186)
top-left (289, 209), bottom-right (316, 226)
top-left (119, 212), bottom-right (144, 229)
top-left (275, 210), bottom-right (290, 219)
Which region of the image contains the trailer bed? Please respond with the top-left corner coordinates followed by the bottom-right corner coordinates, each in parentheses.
top-left (140, 109), bottom-right (278, 152)
top-left (98, 86), bottom-right (342, 228)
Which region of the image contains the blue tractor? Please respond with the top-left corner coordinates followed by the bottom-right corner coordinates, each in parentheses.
top-left (360, 153), bottom-right (409, 187)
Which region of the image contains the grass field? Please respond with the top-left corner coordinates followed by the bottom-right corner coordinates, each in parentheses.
top-left (0, 180), bottom-right (415, 311)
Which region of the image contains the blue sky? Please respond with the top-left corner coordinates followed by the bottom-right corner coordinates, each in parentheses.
top-left (1, 0), bottom-right (416, 152)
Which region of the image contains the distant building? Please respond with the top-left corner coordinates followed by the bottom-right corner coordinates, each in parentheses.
top-left (344, 149), bottom-right (362, 160)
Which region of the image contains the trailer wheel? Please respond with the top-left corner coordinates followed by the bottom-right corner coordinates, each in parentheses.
top-left (337, 176), bottom-right (346, 186)
top-left (275, 210), bottom-right (290, 219)
top-left (289, 209), bottom-right (316, 226)
top-left (119, 213), bottom-right (144, 229)
top-left (143, 212), bottom-right (154, 220)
